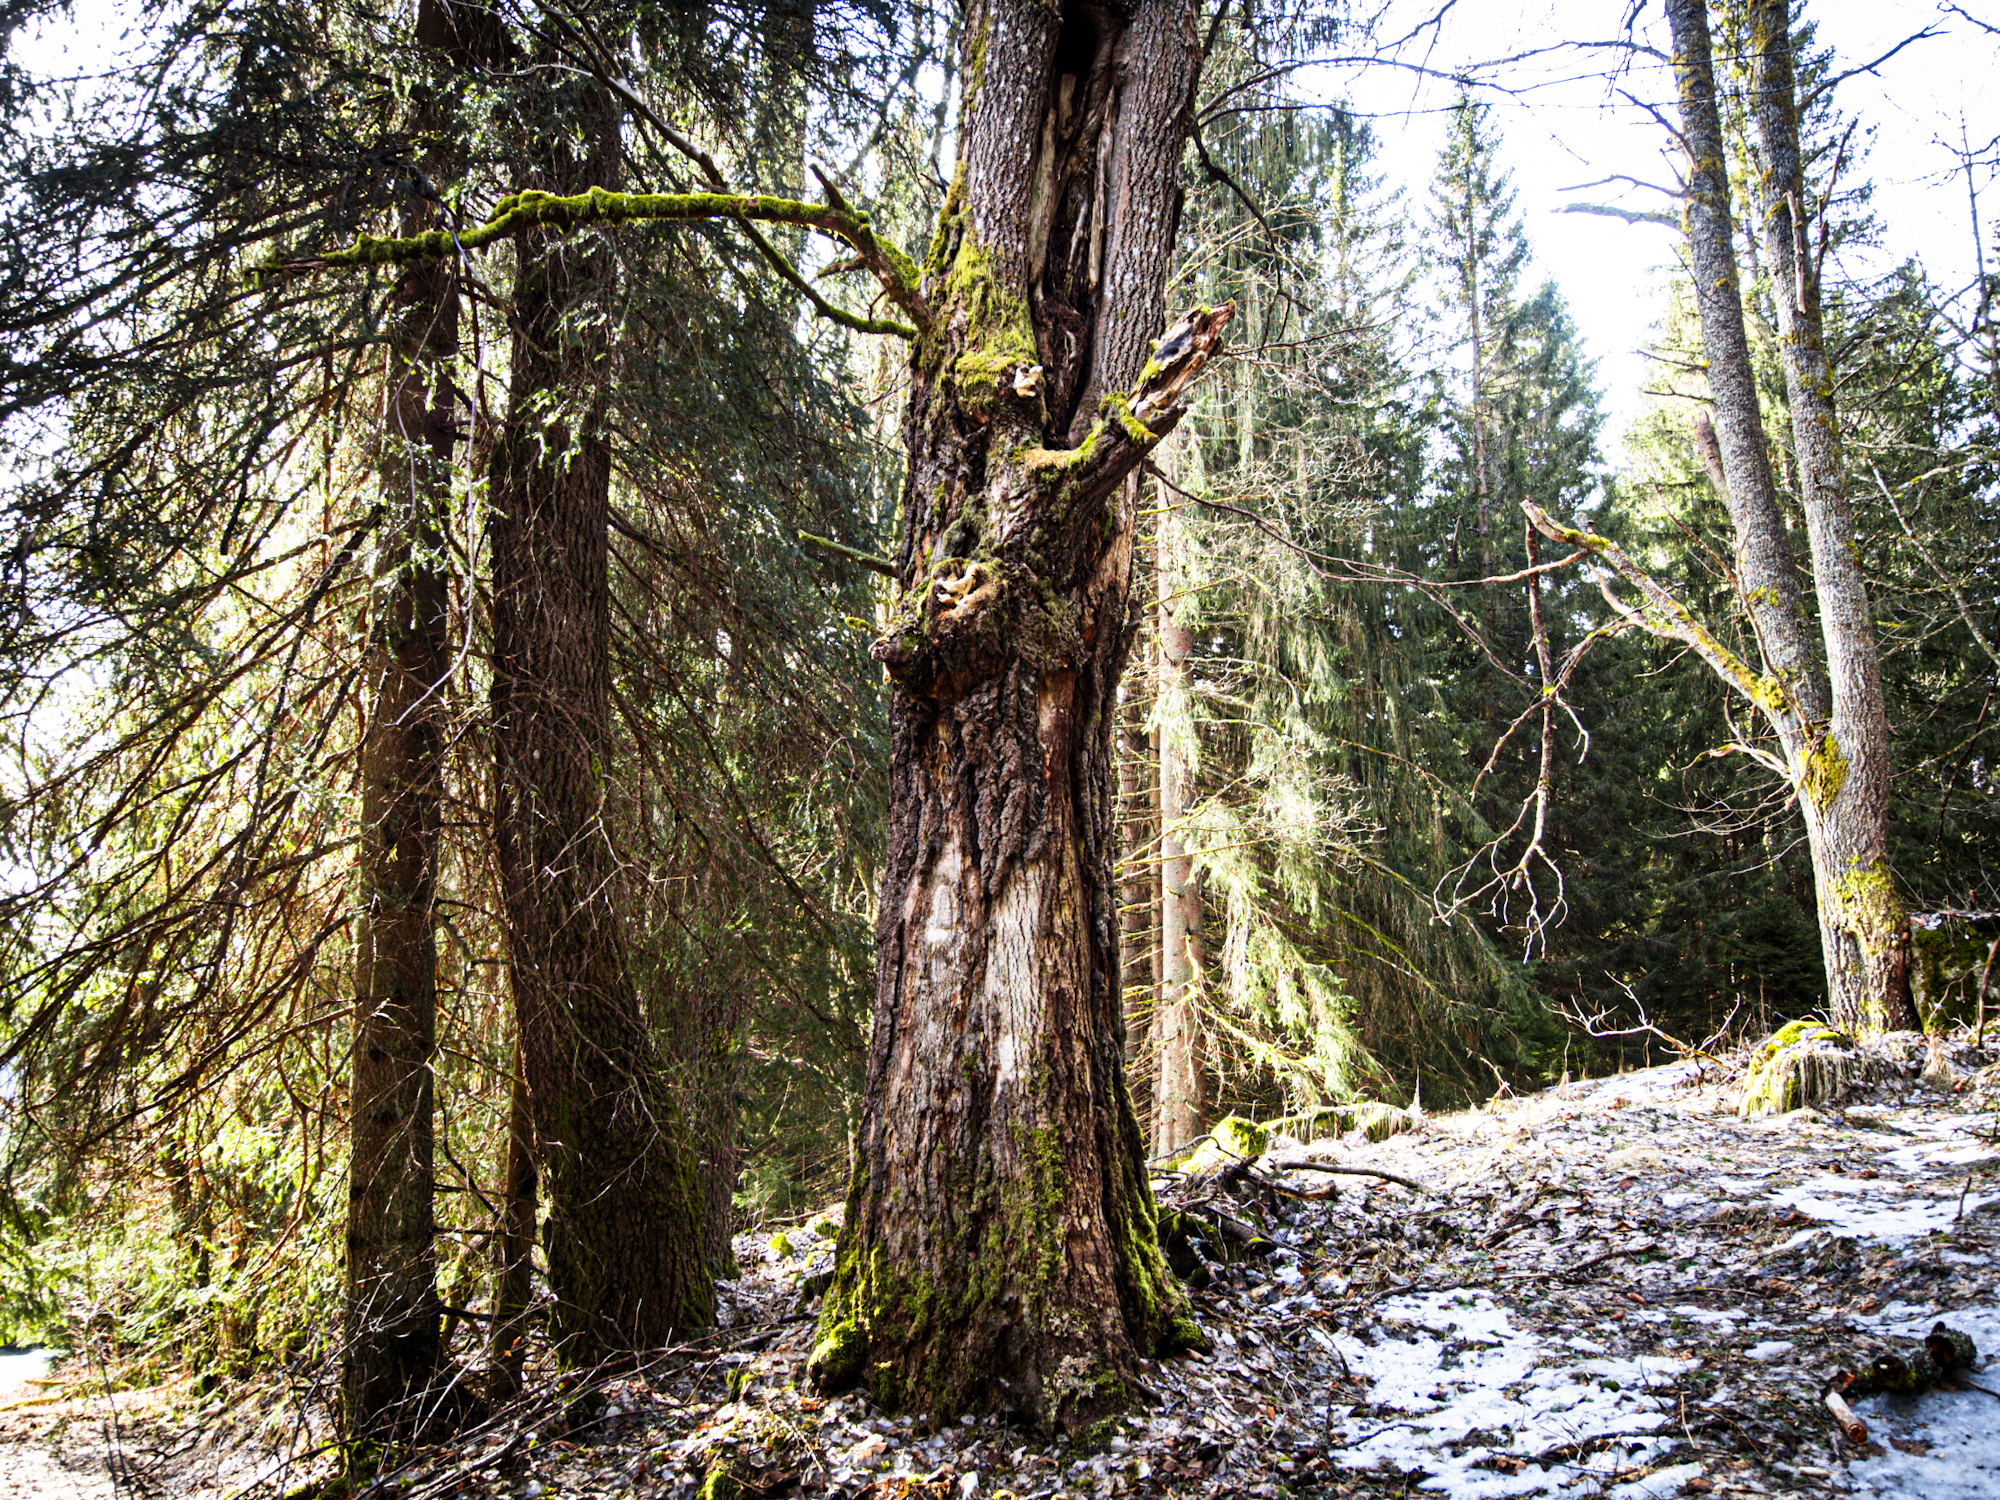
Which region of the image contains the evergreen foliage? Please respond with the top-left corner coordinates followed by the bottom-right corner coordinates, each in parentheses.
top-left (0, 0), bottom-right (1991, 1428)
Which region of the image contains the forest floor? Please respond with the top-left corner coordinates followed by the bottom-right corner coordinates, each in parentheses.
top-left (1, 1025), bottom-right (1995, 1500)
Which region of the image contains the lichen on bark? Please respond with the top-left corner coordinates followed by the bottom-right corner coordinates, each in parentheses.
top-left (1800, 732), bottom-right (1848, 811)
top-left (816, 0), bottom-right (1216, 1433)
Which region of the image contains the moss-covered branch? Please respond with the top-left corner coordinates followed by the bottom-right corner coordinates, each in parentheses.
top-left (263, 185), bottom-right (929, 337)
top-left (799, 530), bottom-right (896, 578)
top-left (1521, 499), bottom-right (1794, 721)
top-left (1024, 302), bottom-right (1238, 517)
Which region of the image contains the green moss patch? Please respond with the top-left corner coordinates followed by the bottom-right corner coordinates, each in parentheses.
top-left (1740, 1019), bottom-right (1861, 1117)
top-left (1800, 733), bottom-right (1848, 811)
top-left (1168, 1115), bottom-right (1271, 1181)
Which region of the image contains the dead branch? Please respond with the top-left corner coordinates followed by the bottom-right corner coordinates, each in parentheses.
top-left (1263, 1157), bottom-right (1433, 1193)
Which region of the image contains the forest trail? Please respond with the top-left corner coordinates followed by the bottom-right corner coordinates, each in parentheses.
top-left (1, 1029), bottom-right (1993, 1500)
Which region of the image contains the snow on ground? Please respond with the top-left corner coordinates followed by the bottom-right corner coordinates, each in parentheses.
top-left (1326, 1290), bottom-right (1693, 1498)
top-left (1840, 1302), bottom-right (2000, 1500)
top-left (3, 1028), bottom-right (1995, 1499)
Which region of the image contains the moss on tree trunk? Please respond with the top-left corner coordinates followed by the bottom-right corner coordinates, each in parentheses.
top-left (807, 0), bottom-right (1221, 1431)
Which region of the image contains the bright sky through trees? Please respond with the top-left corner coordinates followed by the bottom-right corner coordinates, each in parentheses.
top-left (1310, 1), bottom-right (1997, 449)
top-left (19, 2), bottom-right (1993, 453)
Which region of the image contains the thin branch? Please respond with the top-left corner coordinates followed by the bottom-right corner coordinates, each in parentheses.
top-left (263, 186), bottom-right (927, 337)
top-left (1263, 1157), bottom-right (1432, 1193)
top-left (1556, 202), bottom-right (1678, 228)
top-left (1944, 3), bottom-right (2000, 35)
top-left (1801, 27), bottom-right (1946, 110)
top-left (798, 530), bottom-right (896, 578)
top-left (1557, 173), bottom-right (1678, 198)
top-left (1521, 499), bottom-right (1794, 734)
top-left (1872, 467), bottom-right (2000, 673)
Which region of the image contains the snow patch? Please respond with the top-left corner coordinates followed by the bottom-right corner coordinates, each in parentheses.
top-left (1764, 1177), bottom-right (1996, 1240)
top-left (1330, 1292), bottom-right (1697, 1498)
top-left (1609, 1462), bottom-right (1705, 1499)
top-left (1839, 1304), bottom-right (2000, 1498)
top-left (1667, 1305), bottom-right (1737, 1326)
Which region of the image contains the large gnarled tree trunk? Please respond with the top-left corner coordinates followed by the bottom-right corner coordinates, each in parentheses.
top-left (488, 57), bottom-right (712, 1354)
top-left (807, 0), bottom-right (1222, 1429)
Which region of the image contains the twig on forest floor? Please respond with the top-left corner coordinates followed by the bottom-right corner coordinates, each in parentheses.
top-left (1263, 1158), bottom-right (1433, 1193)
top-left (1329, 1416), bottom-right (1420, 1449)
top-left (389, 1426), bottom-right (527, 1500)
top-left (1498, 1245), bottom-right (1638, 1282)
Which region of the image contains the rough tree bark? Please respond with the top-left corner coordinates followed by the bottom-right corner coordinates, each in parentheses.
top-left (342, 227), bottom-right (452, 1441)
top-left (806, 0), bottom-right (1223, 1429)
top-left (488, 52), bottom-right (712, 1353)
top-left (341, 0), bottom-right (469, 1436)
top-left (344, 241), bottom-right (454, 1448)
top-left (487, 1033), bottom-right (535, 1398)
top-left (1657, 0), bottom-right (1915, 1035)
top-left (1746, 0), bottom-right (1917, 1032)
top-left (1665, 1), bottom-right (1822, 719)
top-left (1152, 494), bottom-right (1205, 1152)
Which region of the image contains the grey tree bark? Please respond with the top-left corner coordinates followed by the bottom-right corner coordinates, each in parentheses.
top-left (1661, 0), bottom-right (1915, 1035)
top-left (1745, 0), bottom-right (1917, 1032)
top-left (806, 0), bottom-right (1223, 1429)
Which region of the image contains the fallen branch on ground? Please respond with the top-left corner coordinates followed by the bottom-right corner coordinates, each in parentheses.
top-left (1263, 1157), bottom-right (1433, 1193)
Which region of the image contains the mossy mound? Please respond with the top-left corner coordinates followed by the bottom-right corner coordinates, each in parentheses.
top-left (1357, 1101), bottom-right (1414, 1142)
top-left (1740, 1020), bottom-right (1869, 1117)
top-left (1171, 1115), bottom-right (1271, 1181)
top-left (1263, 1099), bottom-right (1418, 1145)
top-left (1911, 921), bottom-right (2000, 1032)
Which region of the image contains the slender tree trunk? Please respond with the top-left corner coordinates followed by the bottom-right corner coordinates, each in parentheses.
top-left (1667, 0), bottom-right (1824, 727)
top-left (1468, 221), bottom-right (1493, 590)
top-left (808, 0), bottom-right (1221, 1429)
top-left (487, 1032), bottom-right (536, 1399)
top-left (1148, 723), bottom-right (1163, 1017)
top-left (1152, 493), bottom-right (1204, 1152)
top-left (342, 73), bottom-right (460, 1442)
top-left (1116, 593), bottom-right (1154, 1069)
top-left (1666, 0), bottom-right (1916, 1034)
top-left (488, 56), bottom-right (712, 1353)
top-left (1746, 0), bottom-right (1917, 1032)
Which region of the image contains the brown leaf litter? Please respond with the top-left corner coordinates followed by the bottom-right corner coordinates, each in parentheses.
top-left (3, 1026), bottom-right (1995, 1500)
